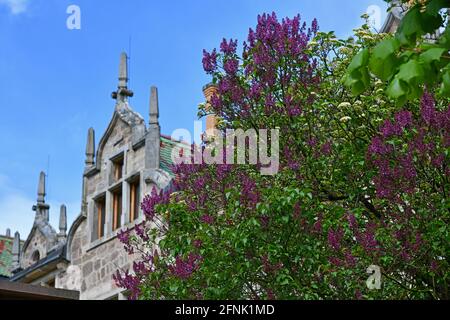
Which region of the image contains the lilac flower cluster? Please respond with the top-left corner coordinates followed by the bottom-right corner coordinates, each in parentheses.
top-left (200, 214), bottom-right (215, 225)
top-left (368, 93), bottom-right (449, 200)
top-left (380, 110), bottom-right (412, 138)
top-left (141, 187), bottom-right (171, 221)
top-left (261, 254), bottom-right (284, 274)
top-left (327, 227), bottom-right (344, 251)
top-left (202, 49), bottom-right (217, 74)
top-left (240, 174), bottom-right (260, 210)
top-left (168, 253), bottom-right (203, 280)
top-left (113, 270), bottom-right (141, 300)
top-left (202, 12), bottom-right (320, 122)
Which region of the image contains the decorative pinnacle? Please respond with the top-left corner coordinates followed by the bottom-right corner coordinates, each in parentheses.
top-left (112, 52), bottom-right (134, 102)
top-left (37, 171), bottom-right (46, 204)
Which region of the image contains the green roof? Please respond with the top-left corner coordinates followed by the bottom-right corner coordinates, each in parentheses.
top-left (0, 236), bottom-right (13, 277)
top-left (160, 136), bottom-right (191, 176)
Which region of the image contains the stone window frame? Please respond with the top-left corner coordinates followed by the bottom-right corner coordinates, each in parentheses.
top-left (87, 150), bottom-right (146, 252)
top-left (126, 173), bottom-right (142, 222)
top-left (91, 192), bottom-right (107, 242)
top-left (109, 151), bottom-right (126, 186)
top-left (110, 183), bottom-right (123, 232)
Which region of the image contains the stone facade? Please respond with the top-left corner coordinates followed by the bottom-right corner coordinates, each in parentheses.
top-left (8, 52), bottom-right (189, 300)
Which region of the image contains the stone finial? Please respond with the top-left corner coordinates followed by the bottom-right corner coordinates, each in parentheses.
top-left (59, 204), bottom-right (67, 238)
top-left (37, 171), bottom-right (46, 204)
top-left (145, 86), bottom-right (161, 170)
top-left (112, 52), bottom-right (134, 103)
top-left (85, 127), bottom-right (95, 166)
top-left (149, 86), bottom-right (159, 126)
top-left (12, 231), bottom-right (21, 270)
top-left (118, 52), bottom-right (128, 88)
top-left (6, 228), bottom-right (11, 237)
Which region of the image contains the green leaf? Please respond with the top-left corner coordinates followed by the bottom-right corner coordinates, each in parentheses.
top-left (396, 59), bottom-right (425, 85)
top-left (426, 0), bottom-right (450, 16)
top-left (439, 25), bottom-right (450, 49)
top-left (369, 37), bottom-right (400, 80)
top-left (386, 77), bottom-right (408, 103)
top-left (419, 47), bottom-right (446, 65)
top-left (396, 7), bottom-right (424, 44)
top-left (397, 6), bottom-right (442, 44)
top-left (440, 69), bottom-right (450, 97)
top-left (344, 48), bottom-right (371, 95)
top-left (347, 48), bottom-right (369, 73)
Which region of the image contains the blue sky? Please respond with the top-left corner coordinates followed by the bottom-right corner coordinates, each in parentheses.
top-left (0, 0), bottom-right (388, 238)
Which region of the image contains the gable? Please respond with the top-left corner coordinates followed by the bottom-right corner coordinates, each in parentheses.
top-left (95, 104), bottom-right (145, 172)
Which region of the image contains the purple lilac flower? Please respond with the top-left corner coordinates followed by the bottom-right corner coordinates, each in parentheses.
top-left (220, 38), bottom-right (238, 55)
top-left (223, 58), bottom-right (239, 75)
top-left (202, 49), bottom-right (217, 73)
top-left (421, 91), bottom-right (436, 126)
top-left (200, 214), bottom-right (215, 225)
top-left (327, 227), bottom-right (344, 251)
top-left (168, 254), bottom-right (203, 279)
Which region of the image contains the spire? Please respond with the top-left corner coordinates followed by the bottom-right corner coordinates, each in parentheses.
top-left (33, 171), bottom-right (50, 222)
top-left (149, 86), bottom-right (159, 126)
top-left (12, 231), bottom-right (21, 271)
top-left (59, 205), bottom-right (67, 239)
top-left (6, 228), bottom-right (11, 237)
top-left (111, 52), bottom-right (134, 103)
top-left (85, 127), bottom-right (95, 166)
top-left (37, 171), bottom-right (46, 204)
top-left (119, 52), bottom-right (128, 88)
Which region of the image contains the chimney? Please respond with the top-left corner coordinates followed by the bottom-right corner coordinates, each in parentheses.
top-left (202, 83), bottom-right (219, 138)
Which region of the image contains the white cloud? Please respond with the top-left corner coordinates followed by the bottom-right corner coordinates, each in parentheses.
top-left (0, 192), bottom-right (35, 237)
top-left (0, 173), bottom-right (79, 240)
top-left (0, 0), bottom-right (29, 15)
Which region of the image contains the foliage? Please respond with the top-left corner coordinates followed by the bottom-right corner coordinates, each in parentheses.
top-left (345, 0), bottom-right (450, 104)
top-left (114, 12), bottom-right (449, 300)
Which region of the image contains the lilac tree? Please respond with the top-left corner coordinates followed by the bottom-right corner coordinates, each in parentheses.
top-left (114, 12), bottom-right (449, 300)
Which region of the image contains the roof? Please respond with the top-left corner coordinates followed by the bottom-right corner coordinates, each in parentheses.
top-left (380, 0), bottom-right (408, 33)
top-left (0, 280), bottom-right (79, 300)
top-left (0, 236), bottom-right (13, 277)
top-left (0, 236), bottom-right (24, 278)
top-left (10, 245), bottom-right (67, 282)
top-left (160, 135), bottom-right (191, 176)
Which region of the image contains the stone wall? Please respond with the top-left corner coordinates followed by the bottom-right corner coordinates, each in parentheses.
top-left (56, 111), bottom-right (156, 300)
top-left (22, 229), bottom-right (47, 269)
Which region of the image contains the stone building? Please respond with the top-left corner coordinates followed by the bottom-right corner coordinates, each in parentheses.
top-left (9, 172), bottom-right (68, 287)
top-left (6, 52), bottom-right (191, 299)
top-left (380, 0), bottom-right (407, 34)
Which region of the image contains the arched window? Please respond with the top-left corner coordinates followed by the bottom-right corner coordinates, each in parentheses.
top-left (31, 250), bottom-right (40, 263)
